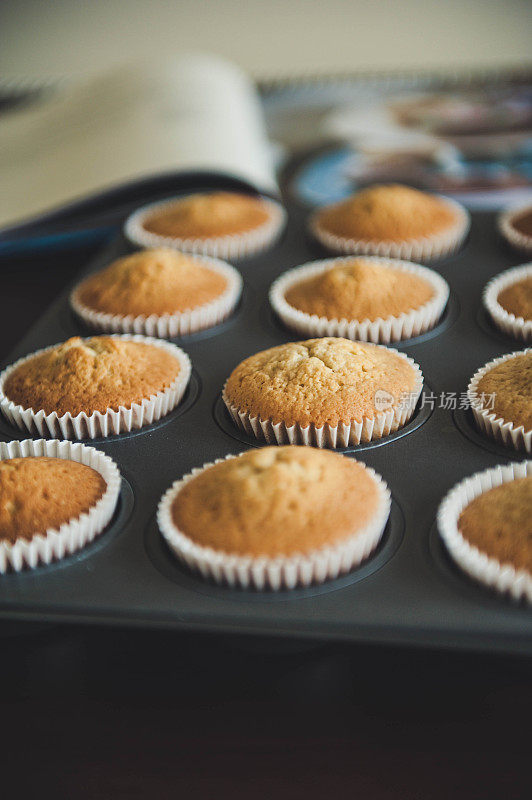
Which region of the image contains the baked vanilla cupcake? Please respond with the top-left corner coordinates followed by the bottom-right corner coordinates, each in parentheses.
top-left (223, 337), bottom-right (423, 448)
top-left (483, 263), bottom-right (532, 342)
top-left (270, 256), bottom-right (449, 343)
top-left (157, 446), bottom-right (391, 589)
top-left (309, 184), bottom-right (469, 262)
top-left (71, 248), bottom-right (242, 337)
top-left (467, 350), bottom-right (532, 452)
top-left (0, 438), bottom-right (120, 573)
top-left (0, 335), bottom-right (191, 439)
top-left (125, 191), bottom-right (286, 259)
top-left (498, 203), bottom-right (532, 256)
top-left (438, 460), bottom-right (532, 602)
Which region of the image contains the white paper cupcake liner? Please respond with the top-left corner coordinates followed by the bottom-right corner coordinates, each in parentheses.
top-left (222, 349), bottom-right (424, 448)
top-left (157, 452), bottom-right (391, 590)
top-left (309, 195), bottom-right (470, 263)
top-left (0, 334), bottom-right (192, 440)
top-left (269, 256), bottom-right (450, 343)
top-left (437, 460), bottom-right (532, 603)
top-left (124, 195), bottom-right (286, 260)
top-left (498, 204), bottom-right (532, 255)
top-left (0, 438), bottom-right (121, 573)
top-left (467, 350), bottom-right (531, 453)
top-left (482, 262), bottom-right (532, 343)
top-left (70, 254), bottom-right (243, 337)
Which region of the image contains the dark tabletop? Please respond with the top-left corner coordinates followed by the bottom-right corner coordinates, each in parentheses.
top-left (0, 245), bottom-right (530, 800)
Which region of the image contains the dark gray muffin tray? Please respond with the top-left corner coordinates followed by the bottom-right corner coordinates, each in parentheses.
top-left (0, 175), bottom-right (530, 655)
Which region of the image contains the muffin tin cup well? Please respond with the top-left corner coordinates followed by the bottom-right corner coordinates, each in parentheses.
top-left (4, 165), bottom-right (532, 654)
top-left (0, 334), bottom-right (192, 441)
top-left (482, 262), bottom-right (532, 343)
top-left (0, 439), bottom-right (121, 573)
top-left (308, 196), bottom-right (470, 263)
top-left (70, 253), bottom-right (244, 338)
top-left (437, 460), bottom-right (532, 603)
top-left (124, 196), bottom-right (287, 260)
top-left (214, 386), bottom-right (432, 452)
top-left (467, 349), bottom-right (532, 453)
top-left (157, 452), bottom-right (391, 591)
top-left (269, 256), bottom-right (450, 344)
top-left (222, 350), bottom-right (423, 449)
top-left (498, 204), bottom-right (532, 256)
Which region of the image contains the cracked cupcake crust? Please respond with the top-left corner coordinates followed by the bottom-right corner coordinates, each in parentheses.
top-left (3, 336), bottom-right (182, 417)
top-left (224, 337), bottom-right (418, 427)
top-left (0, 456), bottom-right (106, 544)
top-left (171, 446), bottom-right (379, 557)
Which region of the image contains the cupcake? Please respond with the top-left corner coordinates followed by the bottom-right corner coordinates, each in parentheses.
top-left (124, 191), bottom-right (286, 260)
top-left (0, 334), bottom-right (191, 439)
top-left (438, 460), bottom-right (531, 602)
top-left (0, 438), bottom-right (120, 573)
top-left (467, 350), bottom-right (531, 452)
top-left (498, 203), bottom-right (532, 256)
top-left (270, 256), bottom-right (449, 343)
top-left (483, 263), bottom-right (532, 342)
top-left (309, 184), bottom-right (469, 262)
top-left (71, 248), bottom-right (242, 337)
top-left (223, 337), bottom-right (423, 448)
top-left (157, 446), bottom-right (391, 589)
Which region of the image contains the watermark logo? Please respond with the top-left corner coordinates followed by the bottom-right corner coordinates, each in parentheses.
top-left (372, 389), bottom-right (497, 413)
top-left (374, 389), bottom-right (395, 412)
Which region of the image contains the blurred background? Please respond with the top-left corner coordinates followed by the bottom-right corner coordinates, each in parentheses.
top-left (1, 0), bottom-right (531, 79)
top-left (2, 0), bottom-right (532, 238)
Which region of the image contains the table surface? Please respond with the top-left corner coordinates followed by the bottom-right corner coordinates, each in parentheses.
top-left (1, 245), bottom-right (531, 799)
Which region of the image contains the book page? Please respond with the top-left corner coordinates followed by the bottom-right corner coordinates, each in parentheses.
top-left (0, 54), bottom-right (277, 230)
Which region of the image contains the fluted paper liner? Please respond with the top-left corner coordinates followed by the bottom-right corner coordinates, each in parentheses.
top-left (438, 460), bottom-right (532, 603)
top-left (309, 195), bottom-right (470, 263)
top-left (222, 348), bottom-right (423, 448)
top-left (70, 254), bottom-right (243, 337)
top-left (482, 262), bottom-right (532, 343)
top-left (498, 204), bottom-right (532, 256)
top-left (467, 350), bottom-right (532, 453)
top-left (0, 438), bottom-right (121, 573)
top-left (0, 334), bottom-right (192, 440)
top-left (157, 452), bottom-right (391, 590)
top-left (269, 256), bottom-right (450, 343)
top-left (124, 196), bottom-right (286, 260)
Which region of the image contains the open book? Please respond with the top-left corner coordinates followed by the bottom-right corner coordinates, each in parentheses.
top-left (0, 54), bottom-right (277, 234)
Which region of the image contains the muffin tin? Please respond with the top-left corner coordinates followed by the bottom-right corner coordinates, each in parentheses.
top-left (0, 175), bottom-right (530, 655)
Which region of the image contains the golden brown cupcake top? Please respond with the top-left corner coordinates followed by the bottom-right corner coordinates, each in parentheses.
top-left (225, 337), bottom-right (417, 427)
top-left (142, 192), bottom-right (271, 239)
top-left (75, 248), bottom-right (228, 317)
top-left (497, 275), bottom-right (532, 321)
top-left (3, 336), bottom-right (181, 417)
top-left (458, 477), bottom-right (532, 573)
top-left (0, 457), bottom-right (106, 544)
top-left (314, 184), bottom-right (459, 242)
top-left (477, 353), bottom-right (532, 431)
top-left (284, 258), bottom-right (434, 322)
top-left (509, 208), bottom-right (532, 239)
top-left (172, 446), bottom-right (379, 557)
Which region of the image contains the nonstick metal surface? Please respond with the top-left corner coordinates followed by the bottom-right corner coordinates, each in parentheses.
top-left (0, 175), bottom-right (530, 655)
